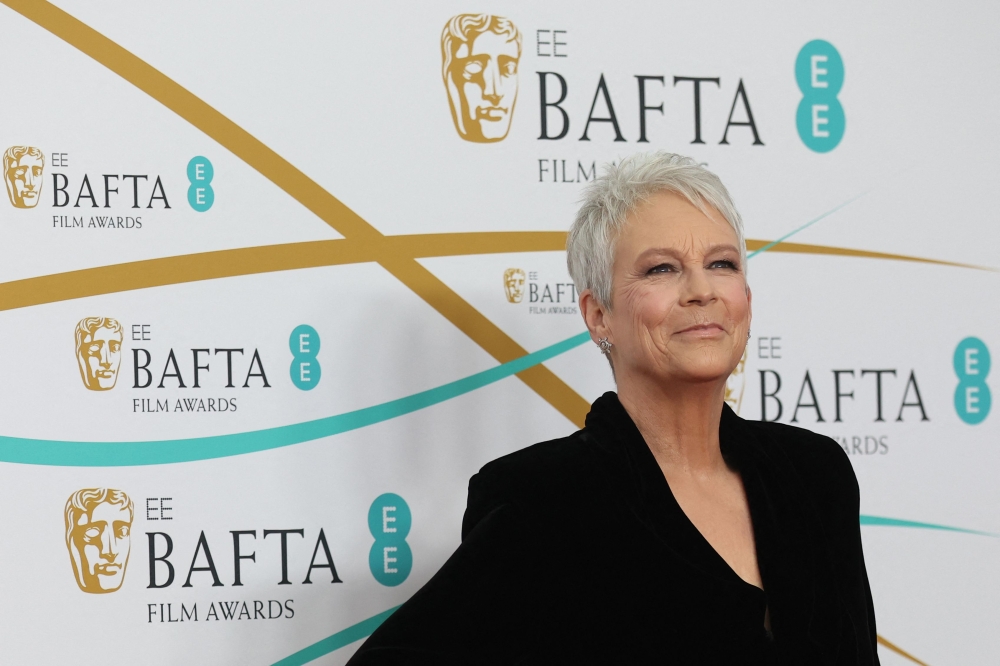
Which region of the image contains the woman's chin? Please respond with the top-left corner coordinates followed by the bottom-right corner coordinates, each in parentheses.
top-left (652, 361), bottom-right (738, 387)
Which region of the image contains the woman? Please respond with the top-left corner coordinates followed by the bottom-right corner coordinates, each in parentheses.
top-left (350, 152), bottom-right (879, 664)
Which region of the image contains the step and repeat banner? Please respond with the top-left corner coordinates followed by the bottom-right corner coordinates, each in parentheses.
top-left (0, 1), bottom-right (997, 664)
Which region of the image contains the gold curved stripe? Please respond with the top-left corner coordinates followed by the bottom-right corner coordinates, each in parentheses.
top-left (2, 232), bottom-right (991, 314)
top-left (0, 233), bottom-right (566, 311)
top-left (0, 239), bottom-right (367, 311)
top-left (877, 635), bottom-right (930, 665)
top-left (747, 240), bottom-right (997, 272)
top-left (395, 230), bottom-right (569, 257)
top-left (1, 0), bottom-right (590, 427)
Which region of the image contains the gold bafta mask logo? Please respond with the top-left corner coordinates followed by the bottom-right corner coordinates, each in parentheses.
top-left (65, 488), bottom-right (134, 594)
top-left (4, 146), bottom-right (44, 208)
top-left (441, 14), bottom-right (522, 143)
top-left (724, 350), bottom-right (748, 414)
top-left (504, 268), bottom-right (526, 303)
top-left (75, 317), bottom-right (123, 391)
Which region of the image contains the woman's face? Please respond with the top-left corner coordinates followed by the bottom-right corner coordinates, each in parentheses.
top-left (601, 191), bottom-right (751, 388)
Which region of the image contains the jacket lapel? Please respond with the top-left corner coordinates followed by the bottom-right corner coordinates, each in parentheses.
top-left (720, 406), bottom-right (852, 664)
top-left (585, 393), bottom-right (854, 663)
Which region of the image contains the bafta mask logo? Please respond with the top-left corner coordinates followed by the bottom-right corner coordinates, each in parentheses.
top-left (75, 317), bottom-right (123, 391)
top-left (504, 268), bottom-right (526, 303)
top-left (441, 14), bottom-right (522, 143)
top-left (725, 350), bottom-right (748, 414)
top-left (65, 488), bottom-right (134, 594)
top-left (4, 146), bottom-right (44, 208)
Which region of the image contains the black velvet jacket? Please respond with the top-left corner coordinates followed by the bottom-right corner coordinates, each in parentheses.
top-left (350, 392), bottom-right (879, 665)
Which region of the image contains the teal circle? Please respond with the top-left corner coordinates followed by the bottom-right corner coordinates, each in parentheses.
top-left (796, 98), bottom-right (845, 153)
top-left (187, 183), bottom-right (214, 212)
top-left (289, 325), bottom-right (321, 356)
top-left (955, 383), bottom-right (991, 425)
top-left (368, 540), bottom-right (412, 587)
top-left (795, 40), bottom-right (844, 95)
top-left (954, 337), bottom-right (991, 379)
top-left (954, 337), bottom-right (991, 425)
top-left (368, 493), bottom-right (411, 539)
top-left (289, 358), bottom-right (321, 390)
top-left (187, 156), bottom-right (214, 183)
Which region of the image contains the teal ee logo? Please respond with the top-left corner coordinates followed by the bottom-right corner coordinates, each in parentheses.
top-left (289, 325), bottom-right (321, 390)
top-left (954, 337), bottom-right (991, 424)
top-left (368, 493), bottom-right (412, 586)
top-left (795, 40), bottom-right (844, 152)
top-left (187, 156), bottom-right (214, 212)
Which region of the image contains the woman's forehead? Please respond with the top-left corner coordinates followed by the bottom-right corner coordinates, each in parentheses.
top-left (619, 192), bottom-right (736, 254)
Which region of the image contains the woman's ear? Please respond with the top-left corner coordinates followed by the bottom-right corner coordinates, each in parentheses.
top-left (580, 289), bottom-right (612, 343)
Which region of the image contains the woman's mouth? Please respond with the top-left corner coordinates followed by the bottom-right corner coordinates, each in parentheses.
top-left (676, 323), bottom-right (725, 337)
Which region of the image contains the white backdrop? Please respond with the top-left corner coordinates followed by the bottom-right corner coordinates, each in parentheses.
top-left (0, 1), bottom-right (997, 664)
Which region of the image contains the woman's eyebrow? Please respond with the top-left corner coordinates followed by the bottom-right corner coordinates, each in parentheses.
top-left (635, 247), bottom-right (683, 263)
top-left (704, 243), bottom-right (741, 255)
top-left (635, 243), bottom-right (739, 263)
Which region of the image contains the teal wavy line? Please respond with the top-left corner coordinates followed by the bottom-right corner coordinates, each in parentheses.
top-left (748, 190), bottom-right (869, 257)
top-left (271, 606), bottom-right (399, 666)
top-left (0, 332), bottom-right (591, 466)
top-left (860, 514), bottom-right (998, 538)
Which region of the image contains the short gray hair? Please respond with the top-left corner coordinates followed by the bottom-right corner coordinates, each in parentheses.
top-left (567, 151), bottom-right (745, 309)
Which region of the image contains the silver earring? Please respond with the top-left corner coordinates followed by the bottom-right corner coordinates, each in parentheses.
top-left (597, 337), bottom-right (613, 355)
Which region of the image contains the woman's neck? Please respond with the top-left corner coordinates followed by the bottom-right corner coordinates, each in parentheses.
top-left (616, 372), bottom-right (728, 474)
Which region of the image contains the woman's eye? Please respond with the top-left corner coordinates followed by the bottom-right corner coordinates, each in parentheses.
top-left (647, 263), bottom-right (675, 275)
top-left (710, 260), bottom-right (738, 270)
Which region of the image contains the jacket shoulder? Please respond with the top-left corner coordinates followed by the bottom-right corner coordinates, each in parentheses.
top-left (462, 430), bottom-right (600, 537)
top-left (743, 418), bottom-right (847, 461)
top-left (742, 418), bottom-right (859, 507)
top-left (481, 429), bottom-right (596, 480)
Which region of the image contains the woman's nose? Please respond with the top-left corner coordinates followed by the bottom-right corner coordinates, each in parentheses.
top-left (680, 267), bottom-right (715, 305)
